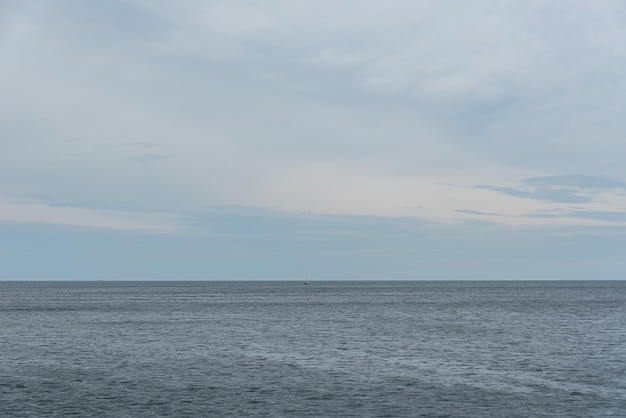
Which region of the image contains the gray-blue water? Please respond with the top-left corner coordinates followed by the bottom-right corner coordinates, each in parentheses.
top-left (1, 281), bottom-right (625, 417)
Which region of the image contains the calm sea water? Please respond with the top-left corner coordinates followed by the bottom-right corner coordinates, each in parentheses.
top-left (0, 281), bottom-right (624, 417)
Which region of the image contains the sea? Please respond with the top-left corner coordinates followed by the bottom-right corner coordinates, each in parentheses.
top-left (0, 280), bottom-right (624, 417)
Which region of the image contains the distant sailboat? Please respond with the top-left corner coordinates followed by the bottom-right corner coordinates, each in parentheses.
top-left (303, 272), bottom-right (310, 285)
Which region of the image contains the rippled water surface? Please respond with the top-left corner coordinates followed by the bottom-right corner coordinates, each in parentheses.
top-left (1, 281), bottom-right (625, 417)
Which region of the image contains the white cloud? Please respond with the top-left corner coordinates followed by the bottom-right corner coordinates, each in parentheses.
top-left (2, 0), bottom-right (626, 229)
top-left (0, 200), bottom-right (179, 231)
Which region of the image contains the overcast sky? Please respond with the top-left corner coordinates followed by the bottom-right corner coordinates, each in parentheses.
top-left (2, 0), bottom-right (626, 279)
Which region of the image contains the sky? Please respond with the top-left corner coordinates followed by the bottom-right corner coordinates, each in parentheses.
top-left (2, 0), bottom-right (626, 280)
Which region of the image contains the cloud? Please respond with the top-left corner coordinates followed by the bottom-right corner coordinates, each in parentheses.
top-left (456, 209), bottom-right (503, 217)
top-left (0, 200), bottom-right (179, 231)
top-left (475, 185), bottom-right (592, 204)
top-left (127, 152), bottom-right (172, 163)
top-left (475, 175), bottom-right (626, 205)
top-left (2, 0), bottom-right (626, 279)
top-left (525, 210), bottom-right (626, 223)
top-left (523, 175), bottom-right (626, 190)
top-left (3, 207), bottom-right (626, 280)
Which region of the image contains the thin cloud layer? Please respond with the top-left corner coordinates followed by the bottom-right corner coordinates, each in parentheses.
top-left (3, 206), bottom-right (626, 280)
top-left (0, 200), bottom-right (179, 231)
top-left (2, 0), bottom-right (626, 279)
top-left (476, 175), bottom-right (626, 205)
top-left (4, 3), bottom-right (626, 212)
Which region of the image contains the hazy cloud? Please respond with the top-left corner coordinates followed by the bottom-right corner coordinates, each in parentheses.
top-left (475, 175), bottom-right (626, 205)
top-left (0, 201), bottom-right (179, 231)
top-left (456, 209), bottom-right (503, 217)
top-left (475, 185), bottom-right (592, 204)
top-left (523, 175), bottom-right (626, 190)
top-left (3, 1), bottom-right (626, 278)
top-left (127, 153), bottom-right (172, 163)
top-left (525, 209), bottom-right (626, 223)
top-left (3, 208), bottom-right (626, 280)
